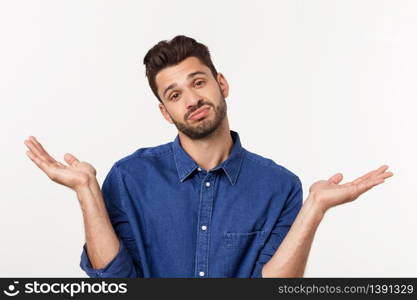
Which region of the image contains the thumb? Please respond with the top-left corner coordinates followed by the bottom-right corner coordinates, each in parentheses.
top-left (64, 153), bottom-right (80, 166)
top-left (328, 173), bottom-right (343, 184)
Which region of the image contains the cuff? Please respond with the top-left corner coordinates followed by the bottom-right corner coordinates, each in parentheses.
top-left (80, 239), bottom-right (136, 278)
top-left (250, 262), bottom-right (265, 278)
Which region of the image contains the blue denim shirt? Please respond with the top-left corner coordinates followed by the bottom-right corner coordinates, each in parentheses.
top-left (80, 130), bottom-right (302, 278)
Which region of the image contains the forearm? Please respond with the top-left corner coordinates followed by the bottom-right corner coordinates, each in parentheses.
top-left (261, 195), bottom-right (325, 277)
top-left (76, 179), bottom-right (120, 269)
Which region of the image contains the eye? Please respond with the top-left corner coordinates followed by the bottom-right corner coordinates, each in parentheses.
top-left (195, 80), bottom-right (205, 87)
top-left (170, 92), bottom-right (180, 101)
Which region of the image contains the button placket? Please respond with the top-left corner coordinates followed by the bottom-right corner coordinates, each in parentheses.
top-left (195, 173), bottom-right (215, 278)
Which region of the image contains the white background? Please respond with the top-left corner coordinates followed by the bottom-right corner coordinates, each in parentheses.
top-left (0, 0), bottom-right (416, 277)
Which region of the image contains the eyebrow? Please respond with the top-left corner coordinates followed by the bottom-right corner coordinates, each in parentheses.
top-left (162, 71), bottom-right (208, 98)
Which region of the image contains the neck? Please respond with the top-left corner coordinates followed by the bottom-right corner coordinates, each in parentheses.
top-left (178, 118), bottom-right (233, 171)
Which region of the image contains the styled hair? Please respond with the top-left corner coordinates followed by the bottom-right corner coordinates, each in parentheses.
top-left (143, 35), bottom-right (218, 103)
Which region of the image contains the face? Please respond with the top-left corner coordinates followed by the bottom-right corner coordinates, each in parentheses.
top-left (156, 56), bottom-right (229, 140)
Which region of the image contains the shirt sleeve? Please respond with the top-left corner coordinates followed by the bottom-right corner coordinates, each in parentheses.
top-left (250, 177), bottom-right (303, 278)
top-left (79, 164), bottom-right (143, 278)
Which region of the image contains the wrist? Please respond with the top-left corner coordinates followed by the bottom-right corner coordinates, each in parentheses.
top-left (304, 193), bottom-right (328, 220)
top-left (74, 174), bottom-right (97, 192)
top-left (74, 182), bottom-right (92, 195)
top-left (75, 177), bottom-right (102, 205)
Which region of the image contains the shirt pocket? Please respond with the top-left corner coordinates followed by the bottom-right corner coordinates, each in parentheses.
top-left (223, 230), bottom-right (268, 249)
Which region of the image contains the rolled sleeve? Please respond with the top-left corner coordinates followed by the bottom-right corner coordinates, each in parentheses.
top-left (251, 177), bottom-right (303, 278)
top-left (80, 239), bottom-right (140, 278)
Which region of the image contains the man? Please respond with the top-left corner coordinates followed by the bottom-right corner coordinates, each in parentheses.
top-left (24, 35), bottom-right (393, 278)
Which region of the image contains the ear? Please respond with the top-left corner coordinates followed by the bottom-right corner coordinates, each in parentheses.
top-left (159, 103), bottom-right (174, 124)
top-left (216, 73), bottom-right (229, 99)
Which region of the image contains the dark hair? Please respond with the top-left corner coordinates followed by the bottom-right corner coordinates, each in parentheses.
top-left (143, 35), bottom-right (218, 103)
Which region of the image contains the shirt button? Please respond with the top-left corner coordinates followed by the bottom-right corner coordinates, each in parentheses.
top-left (199, 271), bottom-right (205, 277)
top-left (201, 225), bottom-right (207, 231)
top-left (205, 182), bottom-right (211, 187)
top-left (197, 167), bottom-right (202, 171)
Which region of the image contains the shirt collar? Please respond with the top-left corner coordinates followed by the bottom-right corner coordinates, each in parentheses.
top-left (172, 130), bottom-right (245, 185)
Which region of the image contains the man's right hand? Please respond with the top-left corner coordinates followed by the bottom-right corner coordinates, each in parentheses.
top-left (25, 136), bottom-right (122, 271)
top-left (24, 136), bottom-right (97, 192)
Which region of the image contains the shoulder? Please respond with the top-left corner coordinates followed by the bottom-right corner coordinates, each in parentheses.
top-left (243, 148), bottom-right (301, 187)
top-left (112, 141), bottom-right (174, 174)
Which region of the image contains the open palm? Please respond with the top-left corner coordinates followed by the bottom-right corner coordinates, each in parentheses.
top-left (24, 136), bottom-right (96, 191)
top-left (309, 165), bottom-right (393, 212)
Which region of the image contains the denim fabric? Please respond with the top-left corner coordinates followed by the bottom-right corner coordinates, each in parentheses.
top-left (80, 130), bottom-right (302, 278)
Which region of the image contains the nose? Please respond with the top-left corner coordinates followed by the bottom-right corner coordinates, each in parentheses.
top-left (184, 89), bottom-right (203, 110)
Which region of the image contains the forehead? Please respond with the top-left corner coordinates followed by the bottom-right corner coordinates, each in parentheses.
top-left (155, 56), bottom-right (211, 91)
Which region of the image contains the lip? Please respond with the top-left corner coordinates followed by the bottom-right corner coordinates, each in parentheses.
top-left (188, 106), bottom-right (210, 120)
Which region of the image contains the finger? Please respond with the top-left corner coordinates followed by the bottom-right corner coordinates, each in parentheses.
top-left (24, 139), bottom-right (49, 164)
top-left (378, 171), bottom-right (394, 180)
top-left (24, 138), bottom-right (51, 163)
top-left (362, 170), bottom-right (393, 184)
top-left (357, 178), bottom-right (385, 194)
top-left (351, 175), bottom-right (389, 199)
top-left (64, 153), bottom-right (80, 166)
top-left (28, 136), bottom-right (57, 164)
top-left (328, 173), bottom-right (343, 184)
top-left (26, 150), bottom-right (50, 174)
top-left (366, 171), bottom-right (393, 185)
top-left (352, 165), bottom-right (389, 185)
top-left (342, 167), bottom-right (392, 187)
top-left (27, 136), bottom-right (44, 155)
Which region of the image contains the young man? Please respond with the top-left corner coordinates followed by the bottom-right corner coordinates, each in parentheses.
top-left (24, 35), bottom-right (393, 278)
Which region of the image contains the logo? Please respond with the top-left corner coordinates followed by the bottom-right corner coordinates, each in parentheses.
top-left (2, 280), bottom-right (128, 297)
top-left (3, 281), bottom-right (20, 297)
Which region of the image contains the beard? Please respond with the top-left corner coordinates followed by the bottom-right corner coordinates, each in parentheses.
top-left (169, 96), bottom-right (227, 140)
